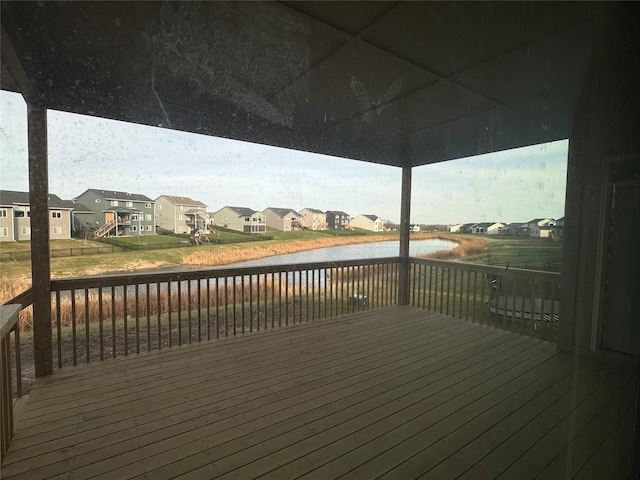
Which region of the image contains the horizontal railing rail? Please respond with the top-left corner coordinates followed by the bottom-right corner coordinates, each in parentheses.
top-left (47, 257), bottom-right (401, 369)
top-left (409, 258), bottom-right (561, 341)
top-left (1, 303), bottom-right (22, 463)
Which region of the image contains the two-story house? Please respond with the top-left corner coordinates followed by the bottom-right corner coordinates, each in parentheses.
top-left (325, 211), bottom-right (350, 230)
top-left (469, 222), bottom-right (506, 235)
top-left (74, 189), bottom-right (156, 237)
top-left (299, 208), bottom-right (326, 231)
top-left (155, 195), bottom-right (208, 234)
top-left (350, 214), bottom-right (385, 232)
top-left (0, 190), bottom-right (81, 242)
top-left (521, 218), bottom-right (557, 238)
top-left (211, 206), bottom-right (266, 233)
top-left (263, 207), bottom-right (304, 232)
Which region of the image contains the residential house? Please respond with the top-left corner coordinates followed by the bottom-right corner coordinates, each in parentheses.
top-left (211, 206), bottom-right (266, 233)
top-left (409, 224), bottom-right (421, 232)
top-left (521, 218), bottom-right (557, 238)
top-left (0, 190), bottom-right (81, 242)
top-left (156, 195), bottom-right (209, 234)
top-left (350, 214), bottom-right (385, 232)
top-left (263, 207), bottom-right (304, 232)
top-left (74, 189), bottom-right (156, 237)
top-left (448, 224), bottom-right (464, 233)
top-left (299, 208), bottom-right (326, 231)
top-left (469, 222), bottom-right (506, 235)
top-left (325, 211), bottom-right (350, 230)
top-left (458, 223), bottom-right (476, 234)
top-left (501, 222), bottom-right (525, 236)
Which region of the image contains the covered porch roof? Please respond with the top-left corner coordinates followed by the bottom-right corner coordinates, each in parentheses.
top-left (1, 1), bottom-right (594, 167)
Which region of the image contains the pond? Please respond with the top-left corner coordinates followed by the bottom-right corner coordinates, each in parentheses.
top-left (217, 238), bottom-right (457, 269)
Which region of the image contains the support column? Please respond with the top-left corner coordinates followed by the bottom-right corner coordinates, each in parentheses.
top-left (28, 104), bottom-right (53, 377)
top-left (398, 166), bottom-right (412, 305)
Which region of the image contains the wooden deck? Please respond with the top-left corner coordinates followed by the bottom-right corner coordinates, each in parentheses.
top-left (1, 306), bottom-right (637, 479)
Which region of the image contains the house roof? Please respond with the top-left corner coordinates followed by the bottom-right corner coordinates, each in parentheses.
top-left (183, 208), bottom-right (206, 215)
top-left (1, 1), bottom-right (607, 168)
top-left (326, 211), bottom-right (350, 216)
top-left (221, 206), bottom-right (261, 217)
top-left (472, 222), bottom-right (503, 229)
top-left (359, 214), bottom-right (381, 222)
top-left (0, 190), bottom-right (30, 206)
top-left (0, 190), bottom-right (80, 211)
top-left (524, 218), bottom-right (555, 225)
top-left (156, 195), bottom-right (207, 208)
top-left (264, 208), bottom-right (301, 218)
top-left (301, 208), bottom-right (324, 214)
top-left (79, 189), bottom-right (154, 203)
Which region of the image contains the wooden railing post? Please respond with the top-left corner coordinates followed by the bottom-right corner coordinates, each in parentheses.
top-left (398, 166), bottom-right (412, 305)
top-left (28, 103), bottom-right (53, 377)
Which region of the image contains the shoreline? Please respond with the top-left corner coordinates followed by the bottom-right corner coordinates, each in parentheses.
top-left (179, 232), bottom-right (448, 269)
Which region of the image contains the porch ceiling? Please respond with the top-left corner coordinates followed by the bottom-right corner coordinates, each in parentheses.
top-left (1, 1), bottom-right (593, 167)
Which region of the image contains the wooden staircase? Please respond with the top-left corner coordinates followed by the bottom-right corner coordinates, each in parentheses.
top-left (94, 219), bottom-right (116, 238)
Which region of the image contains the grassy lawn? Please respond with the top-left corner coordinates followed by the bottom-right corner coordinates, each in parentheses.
top-left (0, 238), bottom-right (108, 253)
top-left (459, 236), bottom-right (563, 272)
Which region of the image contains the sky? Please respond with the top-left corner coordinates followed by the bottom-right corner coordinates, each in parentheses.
top-left (0, 90), bottom-right (567, 225)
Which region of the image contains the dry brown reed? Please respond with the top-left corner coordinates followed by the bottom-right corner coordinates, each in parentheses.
top-left (330, 264), bottom-right (392, 284)
top-left (420, 234), bottom-right (487, 260)
top-left (0, 275), bottom-right (33, 330)
top-left (18, 276), bottom-right (286, 332)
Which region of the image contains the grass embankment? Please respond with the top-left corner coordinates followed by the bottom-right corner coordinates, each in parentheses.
top-left (419, 234), bottom-right (563, 272)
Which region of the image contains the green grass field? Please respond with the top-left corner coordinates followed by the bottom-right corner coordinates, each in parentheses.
top-left (460, 236), bottom-right (563, 272)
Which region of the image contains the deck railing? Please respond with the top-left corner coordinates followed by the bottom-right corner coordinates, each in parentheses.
top-left (0, 256), bottom-right (562, 459)
top-left (1, 304), bottom-right (22, 462)
top-left (46, 258), bottom-right (400, 368)
top-left (409, 258), bottom-right (561, 341)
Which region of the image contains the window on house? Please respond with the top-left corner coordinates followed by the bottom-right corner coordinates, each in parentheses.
top-left (52, 226), bottom-right (62, 235)
top-left (21, 226), bottom-right (30, 236)
top-left (145, 214), bottom-right (152, 221)
top-left (15, 210), bottom-right (25, 217)
top-left (0, 227), bottom-right (8, 237)
top-left (111, 200), bottom-right (118, 206)
top-left (245, 217), bottom-right (250, 221)
top-left (131, 214), bottom-right (138, 221)
top-left (51, 211), bottom-right (62, 219)
top-left (145, 225), bottom-right (152, 231)
top-left (0, 209), bottom-right (7, 217)
top-left (126, 201), bottom-right (133, 207)
top-left (146, 203), bottom-right (152, 208)
top-left (132, 225), bottom-right (137, 232)
top-left (95, 198), bottom-right (101, 203)
top-left (178, 214), bottom-right (183, 220)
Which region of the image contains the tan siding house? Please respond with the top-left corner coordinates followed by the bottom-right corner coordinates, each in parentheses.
top-left (0, 190), bottom-right (74, 241)
top-left (156, 195), bottom-right (208, 234)
top-left (263, 207), bottom-right (304, 232)
top-left (211, 206), bottom-right (266, 233)
top-left (350, 214), bottom-right (385, 232)
top-left (300, 208), bottom-right (326, 230)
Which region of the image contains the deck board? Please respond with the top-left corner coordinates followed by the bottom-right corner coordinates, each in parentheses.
top-left (1, 306), bottom-right (636, 480)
